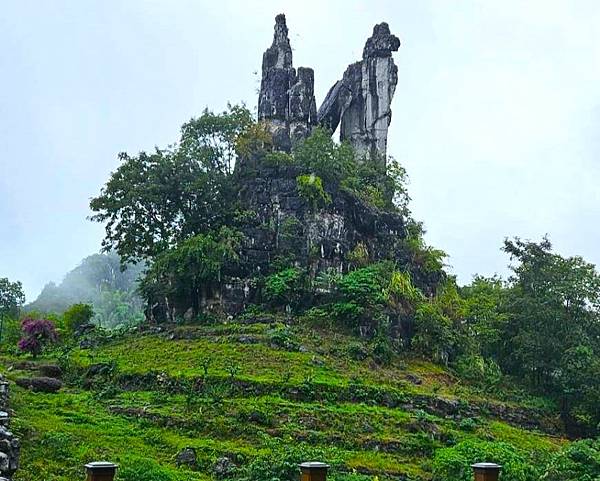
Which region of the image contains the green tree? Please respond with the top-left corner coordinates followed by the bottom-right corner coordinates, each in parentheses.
top-left (90, 105), bottom-right (253, 264)
top-left (461, 275), bottom-right (508, 358)
top-left (263, 267), bottom-right (308, 310)
top-left (62, 303), bottom-right (94, 333)
top-left (487, 237), bottom-right (600, 434)
top-left (139, 227), bottom-right (243, 320)
top-left (0, 277), bottom-right (25, 344)
top-left (556, 345), bottom-right (600, 433)
top-left (93, 289), bottom-right (145, 329)
top-left (292, 127), bottom-right (356, 183)
top-left (500, 237), bottom-right (600, 389)
top-left (0, 277), bottom-right (25, 319)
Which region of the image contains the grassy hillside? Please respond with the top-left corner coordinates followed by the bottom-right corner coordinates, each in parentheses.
top-left (3, 320), bottom-right (565, 481)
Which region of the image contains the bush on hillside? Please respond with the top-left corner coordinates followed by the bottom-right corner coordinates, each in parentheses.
top-left (17, 317), bottom-right (58, 358)
top-left (543, 438), bottom-right (600, 481)
top-left (433, 438), bottom-right (543, 481)
top-left (62, 303), bottom-right (94, 333)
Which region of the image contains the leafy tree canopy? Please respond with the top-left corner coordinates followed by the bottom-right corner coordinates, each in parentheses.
top-left (90, 105), bottom-right (253, 264)
top-left (0, 277), bottom-right (25, 318)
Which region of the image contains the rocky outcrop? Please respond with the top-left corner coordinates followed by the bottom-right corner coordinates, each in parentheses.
top-left (258, 14), bottom-right (317, 151)
top-left (258, 15), bottom-right (399, 159)
top-left (146, 16), bottom-right (416, 323)
top-left (318, 23), bottom-right (400, 161)
top-left (0, 377), bottom-right (19, 480)
top-left (236, 163), bottom-right (407, 273)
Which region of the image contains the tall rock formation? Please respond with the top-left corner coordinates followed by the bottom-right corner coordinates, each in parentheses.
top-left (258, 14), bottom-right (317, 151)
top-left (223, 17), bottom-right (414, 321)
top-left (147, 15), bottom-right (437, 329)
top-left (318, 23), bottom-right (400, 161)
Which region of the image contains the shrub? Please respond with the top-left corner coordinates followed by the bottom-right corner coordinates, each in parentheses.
top-left (346, 341), bottom-right (369, 361)
top-left (17, 317), bottom-right (58, 358)
top-left (404, 235), bottom-right (447, 275)
top-left (239, 441), bottom-right (342, 481)
top-left (372, 337), bottom-right (394, 366)
top-left (543, 438), bottom-right (600, 481)
top-left (346, 242), bottom-right (369, 267)
top-left (412, 303), bottom-right (454, 364)
top-left (296, 174), bottom-right (331, 211)
top-left (268, 326), bottom-right (301, 351)
top-left (292, 126), bottom-right (356, 183)
top-left (235, 121), bottom-right (272, 158)
top-left (62, 303), bottom-right (94, 333)
top-left (359, 184), bottom-right (386, 208)
top-left (328, 302), bottom-right (364, 327)
top-left (0, 316), bottom-right (21, 349)
top-left (263, 267), bottom-right (307, 309)
top-left (458, 417), bottom-right (479, 432)
top-left (455, 354), bottom-right (502, 387)
top-left (433, 438), bottom-right (542, 481)
top-left (336, 263), bottom-right (390, 309)
top-left (264, 150), bottom-right (294, 167)
top-left (386, 270), bottom-right (424, 308)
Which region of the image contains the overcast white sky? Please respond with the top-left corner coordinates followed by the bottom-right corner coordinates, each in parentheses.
top-left (1, 0), bottom-right (599, 300)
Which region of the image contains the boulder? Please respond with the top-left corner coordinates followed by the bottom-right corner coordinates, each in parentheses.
top-left (213, 456), bottom-right (236, 479)
top-left (15, 377), bottom-right (62, 393)
top-left (37, 364), bottom-right (63, 379)
top-left (175, 447), bottom-right (197, 468)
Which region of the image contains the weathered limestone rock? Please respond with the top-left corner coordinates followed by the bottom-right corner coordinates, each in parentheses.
top-left (258, 14), bottom-right (316, 151)
top-left (318, 22), bottom-right (400, 161)
top-left (147, 16), bottom-right (436, 326)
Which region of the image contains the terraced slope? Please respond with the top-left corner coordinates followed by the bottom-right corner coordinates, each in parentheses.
top-left (3, 321), bottom-right (565, 481)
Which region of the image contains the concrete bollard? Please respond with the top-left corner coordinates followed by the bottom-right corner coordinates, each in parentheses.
top-left (299, 462), bottom-right (330, 481)
top-left (472, 462), bottom-right (502, 481)
top-left (85, 462), bottom-right (118, 481)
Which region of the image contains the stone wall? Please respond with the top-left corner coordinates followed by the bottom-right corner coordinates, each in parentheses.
top-left (0, 376), bottom-right (19, 480)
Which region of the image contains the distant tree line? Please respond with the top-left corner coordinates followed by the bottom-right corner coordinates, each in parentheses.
top-left (25, 251), bottom-right (145, 329)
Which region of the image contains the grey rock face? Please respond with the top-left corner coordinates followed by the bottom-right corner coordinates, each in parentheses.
top-left (318, 22), bottom-right (400, 161)
top-left (258, 14), bottom-right (316, 151)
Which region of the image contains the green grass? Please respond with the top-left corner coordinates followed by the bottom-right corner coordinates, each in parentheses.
top-left (3, 322), bottom-right (565, 481)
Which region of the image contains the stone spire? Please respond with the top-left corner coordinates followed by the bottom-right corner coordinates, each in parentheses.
top-left (258, 14), bottom-right (317, 151)
top-left (318, 22), bottom-right (400, 161)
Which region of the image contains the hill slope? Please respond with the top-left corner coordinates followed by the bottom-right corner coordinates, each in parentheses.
top-left (4, 319), bottom-right (564, 481)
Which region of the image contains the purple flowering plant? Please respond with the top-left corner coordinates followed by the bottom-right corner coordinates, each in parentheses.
top-left (17, 317), bottom-right (58, 357)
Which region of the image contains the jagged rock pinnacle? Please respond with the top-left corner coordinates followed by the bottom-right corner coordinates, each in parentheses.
top-left (362, 22), bottom-right (401, 59)
top-left (257, 15), bottom-right (399, 159)
top-left (318, 22), bottom-right (401, 161)
top-left (258, 14), bottom-right (317, 151)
